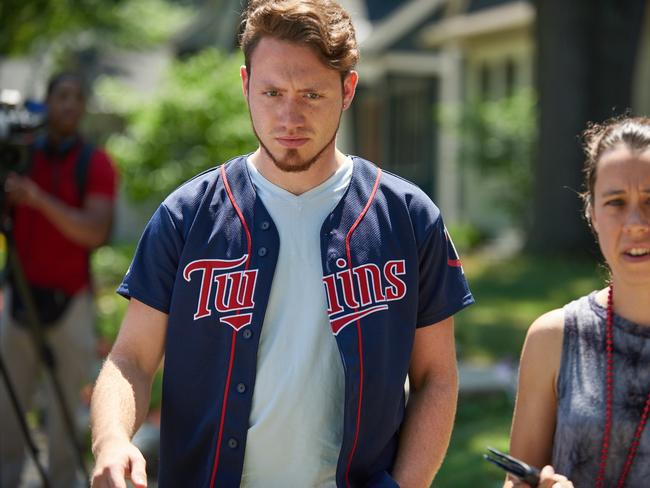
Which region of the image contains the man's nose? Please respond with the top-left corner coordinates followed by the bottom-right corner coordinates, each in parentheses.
top-left (278, 98), bottom-right (305, 128)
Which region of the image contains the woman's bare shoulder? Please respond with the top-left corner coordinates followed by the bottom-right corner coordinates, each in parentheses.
top-left (520, 308), bottom-right (565, 380)
top-left (529, 308), bottom-right (565, 338)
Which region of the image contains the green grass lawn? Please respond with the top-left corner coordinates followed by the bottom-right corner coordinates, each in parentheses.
top-left (436, 393), bottom-right (513, 487)
top-left (433, 252), bottom-right (604, 487)
top-left (455, 252), bottom-right (606, 362)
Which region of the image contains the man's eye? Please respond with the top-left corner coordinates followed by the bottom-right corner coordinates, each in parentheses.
top-left (305, 93), bottom-right (321, 100)
top-left (264, 90), bottom-right (279, 97)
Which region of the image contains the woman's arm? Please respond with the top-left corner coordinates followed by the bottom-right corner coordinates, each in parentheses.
top-left (505, 308), bottom-right (566, 486)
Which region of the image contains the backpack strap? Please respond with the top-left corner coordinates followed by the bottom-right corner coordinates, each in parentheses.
top-left (74, 143), bottom-right (95, 204)
top-left (25, 138), bottom-right (95, 204)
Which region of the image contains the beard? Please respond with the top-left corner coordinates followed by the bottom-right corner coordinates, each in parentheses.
top-left (249, 111), bottom-right (342, 173)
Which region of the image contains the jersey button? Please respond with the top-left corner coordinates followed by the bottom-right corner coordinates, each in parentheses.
top-left (257, 247), bottom-right (267, 257)
top-left (242, 329), bottom-right (253, 339)
top-left (228, 438), bottom-right (238, 449)
top-left (236, 383), bottom-right (246, 393)
top-left (260, 220), bottom-right (270, 230)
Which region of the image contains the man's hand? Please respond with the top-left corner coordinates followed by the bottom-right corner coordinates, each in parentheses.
top-left (4, 172), bottom-right (44, 208)
top-left (91, 436), bottom-right (148, 488)
top-left (91, 300), bottom-right (167, 488)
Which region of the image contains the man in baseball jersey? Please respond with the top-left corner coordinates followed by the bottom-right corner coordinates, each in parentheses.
top-left (90, 1), bottom-right (474, 487)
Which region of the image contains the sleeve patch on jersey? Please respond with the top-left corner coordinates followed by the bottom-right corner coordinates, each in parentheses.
top-left (444, 228), bottom-right (464, 269)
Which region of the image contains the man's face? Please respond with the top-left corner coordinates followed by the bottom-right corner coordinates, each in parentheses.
top-left (241, 37), bottom-right (357, 173)
top-left (46, 78), bottom-right (85, 136)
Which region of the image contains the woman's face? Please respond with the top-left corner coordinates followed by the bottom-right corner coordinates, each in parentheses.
top-left (591, 144), bottom-right (650, 286)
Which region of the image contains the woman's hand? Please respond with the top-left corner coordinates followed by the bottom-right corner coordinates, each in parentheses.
top-left (537, 466), bottom-right (573, 488)
top-left (506, 465), bottom-right (574, 488)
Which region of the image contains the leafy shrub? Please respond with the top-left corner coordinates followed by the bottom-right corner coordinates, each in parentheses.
top-left (99, 49), bottom-right (257, 203)
top-left (455, 88), bottom-right (537, 227)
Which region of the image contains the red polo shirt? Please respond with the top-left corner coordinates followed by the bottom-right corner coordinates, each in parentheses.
top-left (13, 141), bottom-right (118, 294)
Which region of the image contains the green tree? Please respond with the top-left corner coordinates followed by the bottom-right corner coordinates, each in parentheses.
top-left (100, 49), bottom-right (257, 202)
top-left (0, 0), bottom-right (192, 55)
top-left (529, 0), bottom-right (647, 254)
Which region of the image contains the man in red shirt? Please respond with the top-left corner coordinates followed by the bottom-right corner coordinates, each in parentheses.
top-left (1, 72), bottom-right (118, 488)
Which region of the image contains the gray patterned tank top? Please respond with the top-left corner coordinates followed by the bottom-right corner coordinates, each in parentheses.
top-left (552, 292), bottom-right (650, 487)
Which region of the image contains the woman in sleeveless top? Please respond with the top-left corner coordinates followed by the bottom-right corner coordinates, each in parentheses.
top-left (505, 116), bottom-right (650, 488)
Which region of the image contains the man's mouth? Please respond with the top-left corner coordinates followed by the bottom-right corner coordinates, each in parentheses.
top-left (276, 137), bottom-right (309, 148)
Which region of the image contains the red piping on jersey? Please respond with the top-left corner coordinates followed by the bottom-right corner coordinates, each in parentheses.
top-left (209, 164), bottom-right (253, 488)
top-left (344, 168), bottom-right (382, 487)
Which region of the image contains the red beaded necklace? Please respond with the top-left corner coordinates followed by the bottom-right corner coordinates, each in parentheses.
top-left (595, 284), bottom-right (650, 488)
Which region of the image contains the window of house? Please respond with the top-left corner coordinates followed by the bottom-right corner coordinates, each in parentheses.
top-left (384, 75), bottom-right (438, 195)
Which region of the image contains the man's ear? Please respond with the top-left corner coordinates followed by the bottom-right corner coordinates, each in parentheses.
top-left (342, 70), bottom-right (358, 110)
top-left (241, 65), bottom-right (250, 99)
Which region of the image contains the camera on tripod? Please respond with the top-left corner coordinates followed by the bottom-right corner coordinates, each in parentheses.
top-left (0, 89), bottom-right (46, 213)
top-left (0, 88), bottom-right (46, 180)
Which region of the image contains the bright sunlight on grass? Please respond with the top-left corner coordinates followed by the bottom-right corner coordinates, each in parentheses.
top-left (434, 251), bottom-right (604, 487)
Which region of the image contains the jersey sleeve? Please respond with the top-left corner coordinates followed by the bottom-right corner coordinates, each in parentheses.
top-left (416, 214), bottom-right (474, 327)
top-left (117, 203), bottom-right (183, 313)
top-left (86, 149), bottom-right (118, 199)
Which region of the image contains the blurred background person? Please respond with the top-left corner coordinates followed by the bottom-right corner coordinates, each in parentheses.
top-left (506, 116), bottom-right (650, 487)
top-left (0, 72), bottom-right (118, 488)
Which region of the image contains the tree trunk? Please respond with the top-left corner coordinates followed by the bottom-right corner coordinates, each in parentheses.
top-left (527, 0), bottom-right (646, 255)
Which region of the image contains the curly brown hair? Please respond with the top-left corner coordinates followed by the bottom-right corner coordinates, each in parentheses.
top-left (239, 0), bottom-right (359, 80)
top-left (581, 115), bottom-right (650, 218)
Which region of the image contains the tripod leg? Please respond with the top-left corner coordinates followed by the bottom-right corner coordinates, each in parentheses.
top-left (46, 380), bottom-right (86, 488)
top-left (46, 291), bottom-right (96, 488)
top-left (2, 232), bottom-right (91, 486)
top-left (0, 289), bottom-right (50, 488)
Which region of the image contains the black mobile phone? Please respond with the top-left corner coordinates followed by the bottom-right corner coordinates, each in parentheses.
top-left (483, 446), bottom-right (541, 487)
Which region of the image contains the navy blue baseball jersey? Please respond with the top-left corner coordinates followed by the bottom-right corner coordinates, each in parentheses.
top-left (118, 155), bottom-right (474, 487)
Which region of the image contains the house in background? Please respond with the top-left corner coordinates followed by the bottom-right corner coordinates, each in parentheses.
top-left (350, 0), bottom-right (535, 231)
top-left (349, 0), bottom-right (650, 233)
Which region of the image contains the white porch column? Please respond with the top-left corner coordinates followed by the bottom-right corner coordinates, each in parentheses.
top-left (436, 43), bottom-right (462, 223)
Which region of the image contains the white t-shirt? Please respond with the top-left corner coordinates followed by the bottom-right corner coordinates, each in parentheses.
top-left (240, 157), bottom-right (353, 487)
